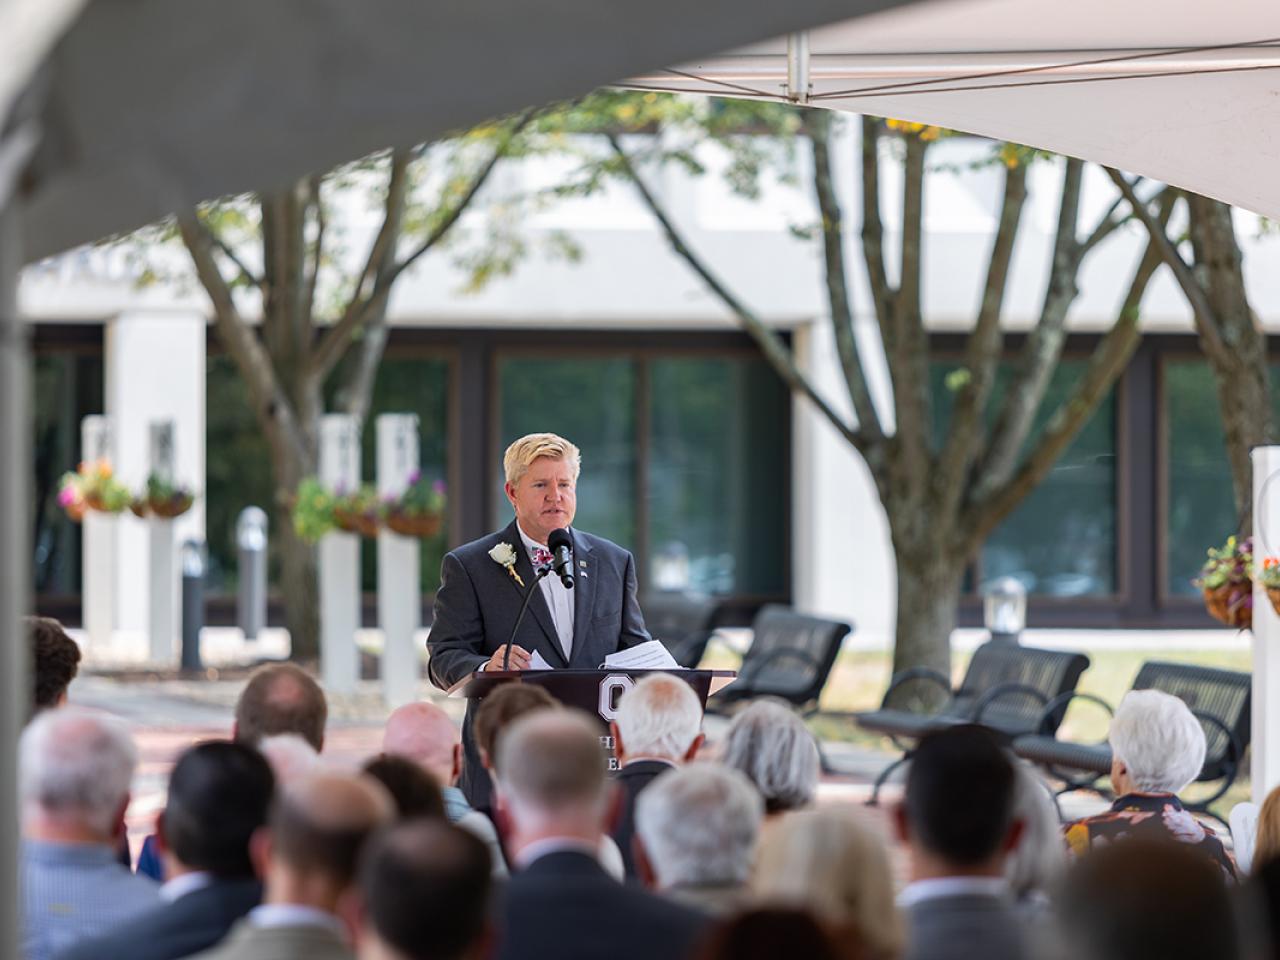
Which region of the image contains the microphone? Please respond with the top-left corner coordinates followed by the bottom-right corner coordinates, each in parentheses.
top-left (547, 528), bottom-right (575, 589)
top-left (501, 561), bottom-right (553, 671)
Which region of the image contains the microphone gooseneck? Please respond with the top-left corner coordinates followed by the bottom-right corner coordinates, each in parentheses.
top-left (502, 561), bottom-right (553, 671)
top-left (547, 527), bottom-right (575, 589)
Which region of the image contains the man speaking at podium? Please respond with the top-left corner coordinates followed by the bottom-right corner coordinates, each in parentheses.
top-left (427, 432), bottom-right (651, 808)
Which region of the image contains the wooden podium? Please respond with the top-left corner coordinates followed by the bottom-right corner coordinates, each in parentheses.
top-left (449, 668), bottom-right (735, 768)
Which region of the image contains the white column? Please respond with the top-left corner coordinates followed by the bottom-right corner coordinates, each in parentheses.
top-left (80, 415), bottom-right (116, 648)
top-left (377, 414), bottom-right (421, 708)
top-left (104, 310), bottom-right (205, 650)
top-left (319, 415), bottom-right (361, 694)
top-left (147, 421), bottom-right (177, 663)
top-left (1253, 446), bottom-right (1280, 803)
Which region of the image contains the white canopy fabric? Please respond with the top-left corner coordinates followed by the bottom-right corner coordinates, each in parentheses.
top-left (626, 0), bottom-right (1280, 218)
top-left (16, 0), bottom-right (929, 262)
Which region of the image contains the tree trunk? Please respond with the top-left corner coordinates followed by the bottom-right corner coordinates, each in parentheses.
top-left (268, 429), bottom-right (320, 661)
top-left (1186, 195), bottom-right (1273, 528)
top-left (890, 542), bottom-right (962, 682)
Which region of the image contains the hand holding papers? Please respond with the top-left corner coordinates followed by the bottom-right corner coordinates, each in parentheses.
top-left (601, 639), bottom-right (682, 670)
top-left (528, 649), bottom-right (553, 670)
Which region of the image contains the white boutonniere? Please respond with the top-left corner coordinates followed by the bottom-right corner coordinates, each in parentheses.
top-left (489, 542), bottom-right (524, 587)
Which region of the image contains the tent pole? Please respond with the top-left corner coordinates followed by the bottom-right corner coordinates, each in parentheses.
top-left (0, 196), bottom-right (28, 960)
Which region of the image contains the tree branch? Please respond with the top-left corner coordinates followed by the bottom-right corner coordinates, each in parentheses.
top-left (301, 174), bottom-right (325, 330)
top-left (859, 117), bottom-right (895, 351)
top-left (607, 133), bottom-right (867, 458)
top-left (964, 190), bottom-right (1174, 551)
top-left (934, 159), bottom-right (1027, 520)
top-left (972, 158), bottom-right (1086, 501)
top-left (178, 213), bottom-right (309, 467)
top-left (208, 230), bottom-right (262, 289)
top-left (804, 109), bottom-right (884, 443)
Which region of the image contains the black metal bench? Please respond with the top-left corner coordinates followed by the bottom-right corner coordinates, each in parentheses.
top-left (708, 604), bottom-right (850, 713)
top-left (1012, 660), bottom-right (1251, 819)
top-left (642, 590), bottom-right (722, 668)
top-left (855, 642), bottom-right (1091, 804)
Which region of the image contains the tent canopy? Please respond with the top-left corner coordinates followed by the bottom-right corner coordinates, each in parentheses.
top-left (626, 0), bottom-right (1280, 217)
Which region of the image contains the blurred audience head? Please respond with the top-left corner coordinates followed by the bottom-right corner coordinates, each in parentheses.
top-left (1107, 689), bottom-right (1206, 795)
top-left (612, 674), bottom-right (704, 765)
top-left (721, 699), bottom-right (819, 814)
top-left (362, 754), bottom-right (446, 820)
top-left (159, 740), bottom-right (274, 879)
top-left (695, 908), bottom-right (852, 960)
top-left (899, 725), bottom-right (1019, 875)
top-left (494, 709), bottom-right (609, 848)
top-left (635, 764), bottom-right (761, 891)
top-left (353, 820), bottom-right (492, 960)
top-left (27, 616), bottom-right (81, 717)
top-left (20, 707), bottom-right (136, 843)
top-left (1256, 785), bottom-right (1280, 874)
top-left (755, 807), bottom-right (904, 960)
top-left (235, 662), bottom-right (327, 752)
top-left (383, 701), bottom-right (461, 787)
top-left (1004, 761), bottom-right (1066, 903)
top-left (474, 683), bottom-right (556, 772)
top-left (257, 733), bottom-right (320, 784)
top-left (1058, 837), bottom-right (1239, 960)
top-left (257, 771), bottom-right (394, 910)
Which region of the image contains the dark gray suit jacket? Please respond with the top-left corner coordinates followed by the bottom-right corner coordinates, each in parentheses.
top-left (53, 877), bottom-right (261, 960)
top-left (904, 892), bottom-right (1032, 960)
top-left (427, 521), bottom-right (651, 807)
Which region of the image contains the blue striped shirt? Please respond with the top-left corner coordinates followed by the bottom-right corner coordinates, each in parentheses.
top-left (22, 839), bottom-right (161, 960)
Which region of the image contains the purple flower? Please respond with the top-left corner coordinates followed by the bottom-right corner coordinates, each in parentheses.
top-left (432, 479), bottom-right (447, 496)
top-left (408, 469), bottom-right (422, 486)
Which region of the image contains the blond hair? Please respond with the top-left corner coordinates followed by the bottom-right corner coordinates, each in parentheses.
top-left (503, 433), bottom-right (581, 486)
top-left (754, 807), bottom-right (905, 960)
top-left (1256, 785), bottom-right (1280, 872)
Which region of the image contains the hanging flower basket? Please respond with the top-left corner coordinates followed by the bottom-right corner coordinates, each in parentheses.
top-left (59, 461), bottom-right (131, 518)
top-left (382, 472), bottom-right (446, 540)
top-left (1202, 584), bottom-right (1252, 629)
top-left (385, 509), bottom-right (442, 539)
top-left (149, 493), bottom-right (195, 518)
top-left (333, 506), bottom-right (380, 538)
top-left (1195, 535), bottom-right (1253, 630)
top-left (129, 498), bottom-right (149, 519)
top-left (1257, 557), bottom-right (1280, 618)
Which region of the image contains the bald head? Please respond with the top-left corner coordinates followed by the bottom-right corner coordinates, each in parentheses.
top-left (270, 772), bottom-right (394, 887)
top-left (236, 663), bottom-right (327, 752)
top-left (383, 702), bottom-right (459, 785)
top-left (496, 710), bottom-right (608, 826)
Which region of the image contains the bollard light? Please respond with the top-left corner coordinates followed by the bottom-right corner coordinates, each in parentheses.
top-left (983, 576), bottom-right (1027, 644)
top-left (180, 539), bottom-right (206, 672)
top-left (236, 506), bottom-right (268, 642)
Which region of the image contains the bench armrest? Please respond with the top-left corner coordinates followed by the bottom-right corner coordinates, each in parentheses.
top-left (1190, 709), bottom-right (1244, 766)
top-left (971, 683), bottom-right (1049, 723)
top-left (1033, 691), bottom-right (1114, 737)
top-left (879, 667), bottom-right (952, 710)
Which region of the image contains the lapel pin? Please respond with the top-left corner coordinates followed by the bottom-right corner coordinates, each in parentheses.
top-left (579, 560), bottom-right (587, 568)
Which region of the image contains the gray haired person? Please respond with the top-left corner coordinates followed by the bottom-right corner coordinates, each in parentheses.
top-left (634, 764), bottom-right (762, 915)
top-left (1063, 689), bottom-right (1235, 879)
top-left (720, 699), bottom-right (820, 815)
top-left (20, 708), bottom-right (160, 960)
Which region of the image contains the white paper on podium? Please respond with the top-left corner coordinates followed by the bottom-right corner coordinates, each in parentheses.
top-left (601, 640), bottom-right (683, 671)
top-left (529, 649), bottom-right (553, 670)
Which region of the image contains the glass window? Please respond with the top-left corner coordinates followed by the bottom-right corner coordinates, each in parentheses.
top-left (32, 354), bottom-right (103, 596)
top-left (496, 357), bottom-right (637, 548)
top-left (647, 357), bottom-right (787, 595)
top-left (1162, 360), bottom-right (1273, 598)
top-left (932, 360), bottom-right (1117, 597)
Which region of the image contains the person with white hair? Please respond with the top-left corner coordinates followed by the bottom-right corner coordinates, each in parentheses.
top-left (1064, 689), bottom-right (1236, 879)
top-left (493, 709), bottom-right (708, 960)
top-left (633, 763), bottom-right (762, 915)
top-left (1004, 761), bottom-right (1065, 915)
top-left (720, 698), bottom-right (820, 817)
top-left (608, 673), bottom-right (705, 880)
top-left (20, 708), bottom-right (160, 960)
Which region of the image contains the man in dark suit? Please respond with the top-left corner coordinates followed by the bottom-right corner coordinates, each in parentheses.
top-left (895, 725), bottom-right (1032, 960)
top-left (493, 710), bottom-right (708, 960)
top-left (428, 432), bottom-right (651, 808)
top-left (55, 741), bottom-right (274, 960)
top-left (609, 673), bottom-right (704, 881)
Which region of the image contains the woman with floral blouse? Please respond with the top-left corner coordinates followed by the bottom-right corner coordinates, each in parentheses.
top-left (1063, 689), bottom-right (1236, 880)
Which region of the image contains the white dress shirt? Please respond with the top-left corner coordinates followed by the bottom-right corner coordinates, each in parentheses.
top-left (897, 875), bottom-right (1012, 908)
top-left (518, 524), bottom-right (575, 660)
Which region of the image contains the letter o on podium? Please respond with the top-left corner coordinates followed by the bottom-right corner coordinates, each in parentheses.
top-left (598, 674), bottom-right (635, 722)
